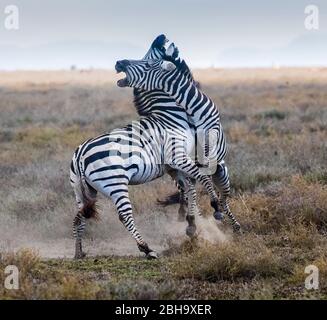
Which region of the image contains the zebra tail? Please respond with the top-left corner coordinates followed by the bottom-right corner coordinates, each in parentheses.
top-left (79, 176), bottom-right (99, 220)
top-left (79, 198), bottom-right (98, 220)
top-left (157, 191), bottom-right (180, 207)
top-left (71, 157), bottom-right (99, 220)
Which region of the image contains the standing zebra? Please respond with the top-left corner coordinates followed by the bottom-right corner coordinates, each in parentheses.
top-left (116, 45), bottom-right (241, 232)
top-left (70, 73), bottom-right (223, 259)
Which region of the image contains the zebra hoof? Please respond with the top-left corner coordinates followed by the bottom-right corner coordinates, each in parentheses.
top-left (213, 211), bottom-right (224, 221)
top-left (146, 251), bottom-right (159, 260)
top-left (186, 225), bottom-right (197, 238)
top-left (233, 222), bottom-right (242, 234)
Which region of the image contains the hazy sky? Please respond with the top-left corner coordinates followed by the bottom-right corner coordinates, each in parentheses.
top-left (0, 0), bottom-right (326, 69)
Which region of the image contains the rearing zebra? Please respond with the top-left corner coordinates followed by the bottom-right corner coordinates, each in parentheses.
top-left (70, 64), bottom-right (223, 259)
top-left (116, 44), bottom-right (241, 232)
top-left (130, 35), bottom-right (239, 231)
top-left (133, 35), bottom-right (199, 221)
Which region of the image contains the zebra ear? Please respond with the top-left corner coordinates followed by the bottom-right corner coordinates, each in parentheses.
top-left (166, 43), bottom-right (179, 58)
top-left (151, 34), bottom-right (168, 49)
top-left (161, 61), bottom-right (176, 71)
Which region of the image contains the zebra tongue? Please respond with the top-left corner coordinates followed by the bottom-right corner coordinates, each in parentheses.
top-left (117, 78), bottom-right (128, 87)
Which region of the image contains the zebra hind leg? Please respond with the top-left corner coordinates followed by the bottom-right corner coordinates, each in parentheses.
top-left (213, 163), bottom-right (241, 233)
top-left (165, 167), bottom-right (188, 222)
top-left (169, 157), bottom-right (221, 219)
top-left (174, 173), bottom-right (198, 237)
top-left (73, 212), bottom-right (86, 259)
top-left (71, 177), bottom-right (98, 259)
top-left (106, 183), bottom-right (158, 259)
top-left (73, 198), bottom-right (98, 259)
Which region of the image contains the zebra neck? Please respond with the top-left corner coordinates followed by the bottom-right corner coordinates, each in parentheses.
top-left (146, 106), bottom-right (191, 128)
top-left (171, 81), bottom-right (220, 129)
top-left (134, 89), bottom-right (182, 117)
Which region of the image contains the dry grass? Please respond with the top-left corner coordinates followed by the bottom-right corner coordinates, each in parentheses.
top-left (0, 68), bottom-right (326, 299)
top-left (230, 176), bottom-right (327, 234)
top-left (172, 237), bottom-right (282, 281)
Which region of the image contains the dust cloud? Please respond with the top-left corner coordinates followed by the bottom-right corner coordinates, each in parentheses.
top-left (0, 197), bottom-right (227, 259)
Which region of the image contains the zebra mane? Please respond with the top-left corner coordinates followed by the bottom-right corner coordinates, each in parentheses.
top-left (164, 45), bottom-right (194, 83)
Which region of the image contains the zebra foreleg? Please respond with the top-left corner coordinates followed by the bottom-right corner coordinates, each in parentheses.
top-left (213, 162), bottom-right (241, 233)
top-left (107, 185), bottom-right (158, 259)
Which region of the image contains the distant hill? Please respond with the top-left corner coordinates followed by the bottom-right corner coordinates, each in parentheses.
top-left (217, 33), bottom-right (327, 67)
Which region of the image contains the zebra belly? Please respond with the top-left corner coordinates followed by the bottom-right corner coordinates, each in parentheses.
top-left (128, 138), bottom-right (165, 184)
top-left (129, 163), bottom-right (165, 185)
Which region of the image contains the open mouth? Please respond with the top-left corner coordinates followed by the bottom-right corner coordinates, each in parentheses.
top-left (117, 76), bottom-right (129, 87)
top-left (115, 61), bottom-right (130, 87)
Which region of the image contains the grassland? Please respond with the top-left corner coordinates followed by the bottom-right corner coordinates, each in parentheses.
top-left (0, 68), bottom-right (327, 299)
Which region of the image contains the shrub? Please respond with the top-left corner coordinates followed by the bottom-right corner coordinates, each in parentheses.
top-left (257, 109), bottom-right (288, 120)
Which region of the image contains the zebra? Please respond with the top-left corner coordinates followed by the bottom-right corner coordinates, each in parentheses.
top-left (133, 34), bottom-right (227, 223)
top-left (70, 72), bottom-right (223, 259)
top-left (133, 34), bottom-right (200, 221)
top-left (116, 43), bottom-right (241, 232)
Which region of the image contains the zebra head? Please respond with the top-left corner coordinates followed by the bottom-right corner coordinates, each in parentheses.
top-left (115, 42), bottom-right (184, 91)
top-left (116, 40), bottom-right (196, 93)
top-left (115, 58), bottom-right (177, 90)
